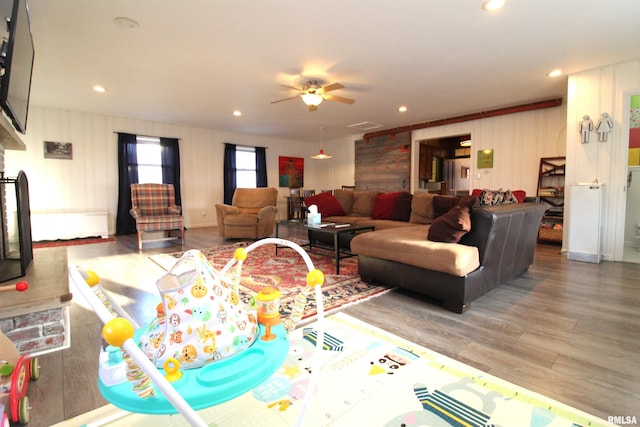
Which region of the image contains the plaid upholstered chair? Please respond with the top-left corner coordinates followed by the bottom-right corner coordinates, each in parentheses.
top-left (215, 187), bottom-right (278, 239)
top-left (129, 183), bottom-right (184, 250)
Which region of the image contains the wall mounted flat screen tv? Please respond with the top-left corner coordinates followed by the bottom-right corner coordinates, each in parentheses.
top-left (0, 0), bottom-right (34, 134)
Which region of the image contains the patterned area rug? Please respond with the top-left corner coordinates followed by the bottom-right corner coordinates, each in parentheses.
top-left (56, 312), bottom-right (615, 427)
top-left (33, 236), bottom-right (115, 249)
top-left (149, 239), bottom-right (392, 325)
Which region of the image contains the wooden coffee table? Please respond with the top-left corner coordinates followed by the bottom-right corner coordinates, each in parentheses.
top-left (274, 220), bottom-right (374, 274)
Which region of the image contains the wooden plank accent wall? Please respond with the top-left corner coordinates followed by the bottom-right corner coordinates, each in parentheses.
top-left (355, 131), bottom-right (411, 192)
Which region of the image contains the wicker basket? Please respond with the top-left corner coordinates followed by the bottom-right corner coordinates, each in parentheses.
top-left (538, 227), bottom-right (562, 242)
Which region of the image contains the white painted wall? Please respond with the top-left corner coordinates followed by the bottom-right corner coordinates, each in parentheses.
top-left (565, 58), bottom-right (640, 261)
top-left (3, 52), bottom-right (636, 252)
top-left (4, 106), bottom-right (357, 236)
top-left (410, 104), bottom-right (568, 196)
top-left (4, 103), bottom-right (569, 241)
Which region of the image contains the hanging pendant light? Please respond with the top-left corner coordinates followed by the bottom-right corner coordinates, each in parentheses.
top-left (311, 127), bottom-right (332, 159)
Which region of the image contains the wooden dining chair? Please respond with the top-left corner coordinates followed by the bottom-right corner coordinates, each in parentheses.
top-left (289, 187), bottom-right (305, 219)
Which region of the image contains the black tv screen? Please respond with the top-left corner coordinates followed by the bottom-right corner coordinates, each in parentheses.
top-left (0, 0), bottom-right (34, 134)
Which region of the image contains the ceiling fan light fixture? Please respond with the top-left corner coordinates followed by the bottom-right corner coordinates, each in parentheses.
top-left (301, 92), bottom-right (323, 107)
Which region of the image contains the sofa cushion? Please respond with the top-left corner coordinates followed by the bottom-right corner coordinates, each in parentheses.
top-left (351, 191), bottom-right (378, 216)
top-left (427, 196), bottom-right (479, 243)
top-left (304, 191), bottom-right (345, 217)
top-left (351, 225), bottom-right (480, 277)
top-left (433, 195), bottom-right (460, 217)
top-left (391, 191), bottom-right (413, 221)
top-left (333, 189), bottom-right (354, 214)
top-left (355, 219), bottom-right (418, 230)
top-left (409, 192), bottom-right (435, 224)
top-left (371, 192), bottom-right (400, 219)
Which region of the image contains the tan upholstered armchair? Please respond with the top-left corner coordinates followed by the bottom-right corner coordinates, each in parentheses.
top-left (130, 183), bottom-right (184, 250)
top-left (215, 187), bottom-right (278, 239)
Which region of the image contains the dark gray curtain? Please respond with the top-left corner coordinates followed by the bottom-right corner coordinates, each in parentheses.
top-left (223, 143), bottom-right (237, 204)
top-left (115, 133), bottom-right (138, 235)
top-left (256, 146), bottom-right (267, 187)
top-left (116, 134), bottom-right (182, 235)
top-left (160, 137), bottom-right (182, 206)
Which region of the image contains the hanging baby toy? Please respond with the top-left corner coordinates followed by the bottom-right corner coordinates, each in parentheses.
top-left (138, 249), bottom-right (260, 369)
top-left (70, 237), bottom-right (326, 427)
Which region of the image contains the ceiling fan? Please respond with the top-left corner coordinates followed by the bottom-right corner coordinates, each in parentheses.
top-left (271, 80), bottom-right (355, 111)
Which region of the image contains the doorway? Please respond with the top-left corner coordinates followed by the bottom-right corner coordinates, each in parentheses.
top-left (417, 134), bottom-right (471, 195)
top-left (623, 93), bottom-right (640, 263)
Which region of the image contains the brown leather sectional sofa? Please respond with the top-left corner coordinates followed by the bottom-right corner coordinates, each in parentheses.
top-left (351, 202), bottom-right (546, 313)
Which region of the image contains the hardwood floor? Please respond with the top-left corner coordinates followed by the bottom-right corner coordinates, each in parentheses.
top-left (23, 227), bottom-right (640, 426)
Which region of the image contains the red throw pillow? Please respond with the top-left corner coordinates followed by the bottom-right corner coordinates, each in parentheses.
top-left (371, 192), bottom-right (400, 219)
top-left (304, 191), bottom-right (346, 217)
top-left (512, 190), bottom-right (526, 203)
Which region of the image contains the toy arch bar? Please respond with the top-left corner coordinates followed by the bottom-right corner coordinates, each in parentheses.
top-left (69, 237), bottom-right (325, 427)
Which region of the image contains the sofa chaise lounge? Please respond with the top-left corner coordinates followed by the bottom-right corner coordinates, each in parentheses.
top-left (351, 202), bottom-right (546, 313)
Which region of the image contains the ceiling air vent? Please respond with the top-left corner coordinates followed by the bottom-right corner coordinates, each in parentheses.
top-left (347, 121), bottom-right (383, 131)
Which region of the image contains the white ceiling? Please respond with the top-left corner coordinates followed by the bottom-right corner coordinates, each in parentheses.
top-left (25, 0), bottom-right (640, 142)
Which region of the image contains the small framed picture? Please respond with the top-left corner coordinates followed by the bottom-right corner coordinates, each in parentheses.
top-left (477, 149), bottom-right (493, 169)
top-left (44, 141), bottom-right (73, 160)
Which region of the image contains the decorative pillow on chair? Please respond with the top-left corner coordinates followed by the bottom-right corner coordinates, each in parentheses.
top-left (304, 191), bottom-right (346, 217)
top-left (427, 196), bottom-right (479, 243)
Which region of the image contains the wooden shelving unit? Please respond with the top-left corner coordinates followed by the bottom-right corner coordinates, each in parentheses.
top-left (536, 156), bottom-right (565, 243)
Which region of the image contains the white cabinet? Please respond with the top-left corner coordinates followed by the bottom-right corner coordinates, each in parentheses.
top-left (568, 184), bottom-right (603, 263)
top-left (31, 211), bottom-right (109, 241)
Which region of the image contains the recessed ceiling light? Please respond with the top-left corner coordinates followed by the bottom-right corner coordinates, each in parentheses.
top-left (113, 17), bottom-right (139, 30)
top-left (548, 69), bottom-right (562, 78)
top-left (233, 110), bottom-right (242, 117)
top-left (398, 106), bottom-right (407, 112)
top-left (481, 0), bottom-right (506, 12)
top-left (93, 85), bottom-right (106, 93)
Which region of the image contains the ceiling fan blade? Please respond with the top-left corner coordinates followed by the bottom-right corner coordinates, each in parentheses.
top-left (308, 104), bottom-right (318, 112)
top-left (279, 84), bottom-right (302, 91)
top-left (271, 95), bottom-right (301, 104)
top-left (324, 94), bottom-right (355, 104)
top-left (321, 82), bottom-right (344, 93)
